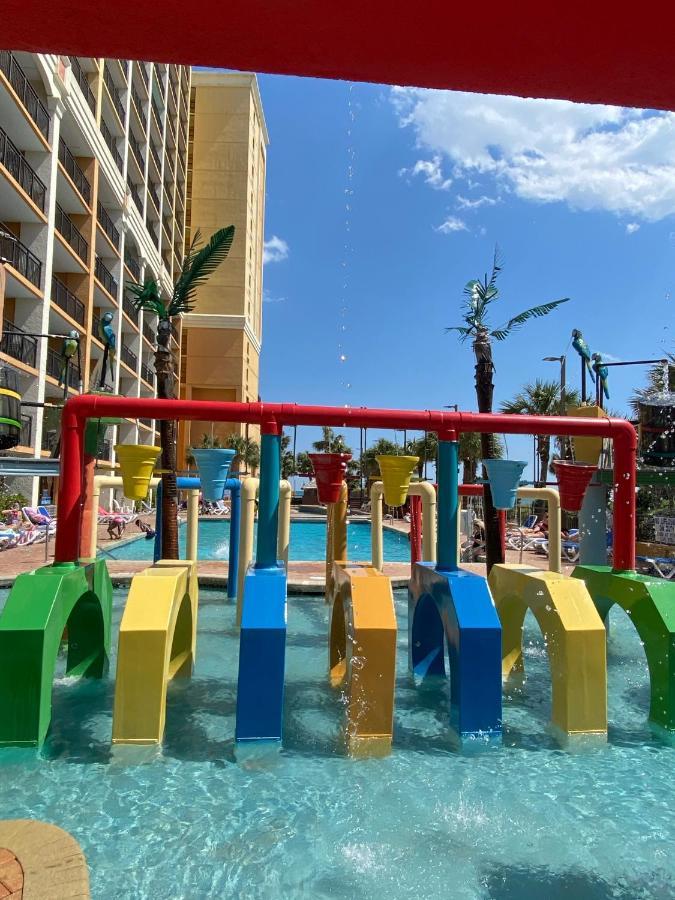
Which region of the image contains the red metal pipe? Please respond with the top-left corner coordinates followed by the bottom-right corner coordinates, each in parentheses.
top-left (409, 495), bottom-right (422, 569)
top-left (459, 484), bottom-right (483, 496)
top-left (55, 397), bottom-right (637, 570)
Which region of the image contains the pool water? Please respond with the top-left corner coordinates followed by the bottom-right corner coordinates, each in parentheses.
top-left (0, 587), bottom-right (673, 899)
top-left (103, 518), bottom-right (410, 563)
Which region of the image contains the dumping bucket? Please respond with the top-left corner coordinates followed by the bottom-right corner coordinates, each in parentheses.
top-left (114, 444), bottom-right (162, 500)
top-left (309, 453), bottom-right (352, 504)
top-left (553, 461), bottom-right (597, 512)
top-left (192, 448), bottom-right (236, 501)
top-left (376, 455), bottom-right (419, 507)
top-left (482, 459), bottom-right (527, 510)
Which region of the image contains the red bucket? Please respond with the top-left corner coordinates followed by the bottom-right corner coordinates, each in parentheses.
top-left (553, 461), bottom-right (597, 512)
top-left (309, 453), bottom-right (352, 504)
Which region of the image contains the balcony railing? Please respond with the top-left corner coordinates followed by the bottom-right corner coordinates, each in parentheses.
top-left (142, 319), bottom-right (155, 345)
top-left (20, 415), bottom-right (32, 448)
top-left (128, 129), bottom-right (144, 169)
top-left (130, 82), bottom-right (146, 126)
top-left (148, 221), bottom-right (159, 248)
top-left (51, 275), bottom-right (85, 325)
top-left (47, 346), bottom-right (79, 388)
top-left (54, 203), bottom-right (88, 263)
top-left (0, 126), bottom-right (46, 211)
top-left (0, 51), bottom-right (50, 140)
top-left (125, 253), bottom-right (140, 280)
top-left (120, 343), bottom-right (138, 371)
top-left (136, 61), bottom-right (149, 90)
top-left (68, 56), bottom-right (96, 115)
top-left (148, 181), bottom-right (160, 213)
top-left (149, 140), bottom-right (161, 173)
top-left (41, 427), bottom-right (58, 454)
top-left (101, 119), bottom-right (123, 173)
top-left (141, 361), bottom-right (154, 385)
top-left (151, 95), bottom-right (163, 131)
top-left (97, 201), bottom-right (120, 249)
top-left (94, 255), bottom-right (118, 298)
top-left (122, 293), bottom-right (138, 322)
top-left (103, 63), bottom-right (126, 126)
top-left (0, 227), bottom-right (42, 287)
top-left (127, 176), bottom-right (143, 214)
top-left (139, 417), bottom-right (153, 430)
top-left (0, 321), bottom-right (37, 368)
top-left (58, 137), bottom-right (91, 205)
top-left (100, 439), bottom-right (112, 460)
top-left (92, 313), bottom-right (101, 340)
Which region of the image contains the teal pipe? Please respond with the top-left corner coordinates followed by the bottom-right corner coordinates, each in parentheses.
top-left (437, 440), bottom-right (459, 571)
top-left (256, 432), bottom-right (281, 568)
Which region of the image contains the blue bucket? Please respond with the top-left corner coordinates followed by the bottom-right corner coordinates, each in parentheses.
top-left (192, 448), bottom-right (236, 501)
top-left (481, 459), bottom-right (527, 510)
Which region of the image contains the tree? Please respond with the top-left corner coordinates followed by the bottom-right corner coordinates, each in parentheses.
top-left (629, 352), bottom-right (675, 418)
top-left (447, 248), bottom-right (569, 571)
top-left (311, 426), bottom-right (351, 454)
top-left (295, 451), bottom-right (313, 476)
top-left (500, 380), bottom-right (580, 486)
top-left (406, 433), bottom-right (438, 478)
top-left (185, 433), bottom-right (223, 468)
top-left (127, 226), bottom-right (235, 559)
top-left (225, 433), bottom-right (260, 474)
top-left (281, 432), bottom-right (295, 481)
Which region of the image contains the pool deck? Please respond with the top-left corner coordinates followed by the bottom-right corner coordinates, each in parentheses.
top-left (0, 518), bottom-right (574, 592)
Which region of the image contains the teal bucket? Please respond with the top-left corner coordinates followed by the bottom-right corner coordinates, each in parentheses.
top-left (192, 448), bottom-right (236, 501)
top-left (481, 459), bottom-right (527, 510)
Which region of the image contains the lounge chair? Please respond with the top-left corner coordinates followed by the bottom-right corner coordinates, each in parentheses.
top-left (637, 556), bottom-right (675, 580)
top-left (98, 505), bottom-right (136, 525)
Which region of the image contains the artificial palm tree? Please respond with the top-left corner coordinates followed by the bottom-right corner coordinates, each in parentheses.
top-left (127, 225), bottom-right (235, 558)
top-left (629, 352), bottom-right (675, 418)
top-left (447, 249), bottom-right (569, 571)
top-left (501, 380), bottom-right (580, 486)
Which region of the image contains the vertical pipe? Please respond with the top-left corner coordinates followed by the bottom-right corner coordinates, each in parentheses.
top-left (153, 480), bottom-right (162, 563)
top-left (87, 462), bottom-right (101, 560)
top-left (437, 439), bottom-right (459, 571)
top-left (579, 480), bottom-right (608, 567)
top-left (370, 483), bottom-right (384, 571)
top-left (498, 510), bottom-right (507, 559)
top-left (333, 482), bottom-right (348, 563)
top-left (255, 432), bottom-right (281, 568)
top-left (227, 479), bottom-right (241, 600)
top-left (418, 483), bottom-right (437, 564)
top-left (612, 425), bottom-right (637, 572)
top-left (80, 454), bottom-right (96, 559)
top-left (410, 494), bottom-right (422, 567)
top-left (237, 478), bottom-right (259, 623)
top-left (325, 502), bottom-right (334, 598)
top-left (54, 409), bottom-right (84, 564)
top-left (277, 481), bottom-right (292, 567)
top-left (186, 489), bottom-right (199, 562)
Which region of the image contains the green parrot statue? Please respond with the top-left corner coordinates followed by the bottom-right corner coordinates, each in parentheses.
top-left (572, 328), bottom-right (595, 384)
top-left (58, 329), bottom-right (80, 388)
top-left (592, 352), bottom-right (610, 400)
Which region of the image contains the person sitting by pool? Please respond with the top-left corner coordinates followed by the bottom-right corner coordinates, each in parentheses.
top-left (136, 520), bottom-right (156, 540)
top-left (107, 516), bottom-right (126, 541)
top-left (2, 502), bottom-right (21, 527)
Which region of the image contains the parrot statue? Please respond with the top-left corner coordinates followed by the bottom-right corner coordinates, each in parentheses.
top-left (592, 352), bottom-right (610, 401)
top-left (571, 329), bottom-right (595, 383)
top-left (98, 311), bottom-right (116, 385)
top-left (58, 329), bottom-right (80, 388)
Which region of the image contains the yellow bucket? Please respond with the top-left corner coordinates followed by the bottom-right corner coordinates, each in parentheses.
top-left (376, 455), bottom-right (419, 507)
top-left (114, 444), bottom-right (162, 500)
top-left (567, 405), bottom-right (605, 466)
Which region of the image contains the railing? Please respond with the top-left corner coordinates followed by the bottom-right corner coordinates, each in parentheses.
top-left (148, 221), bottom-right (159, 247)
top-left (126, 176), bottom-right (143, 214)
top-left (69, 56), bottom-right (96, 115)
top-left (139, 417), bottom-right (153, 430)
top-left (97, 201), bottom-right (120, 249)
top-left (92, 313), bottom-right (101, 340)
top-left (103, 63), bottom-right (126, 126)
top-left (178, 115), bottom-right (187, 148)
top-left (51, 275), bottom-right (85, 325)
top-left (125, 253), bottom-right (140, 280)
top-left (141, 361), bottom-right (154, 385)
top-left (136, 61), bottom-right (149, 90)
top-left (164, 150), bottom-right (174, 182)
top-left (130, 82), bottom-right (146, 125)
top-left (41, 427), bottom-right (58, 453)
top-left (20, 415), bottom-right (32, 448)
top-left (54, 203), bottom-right (88, 263)
top-left (0, 51), bottom-right (51, 140)
top-left (0, 321), bottom-right (37, 368)
top-left (94, 255), bottom-right (118, 298)
top-left (128, 128), bottom-right (144, 169)
top-left (0, 126), bottom-right (47, 211)
top-left (149, 140), bottom-right (161, 173)
top-left (142, 319), bottom-right (155, 344)
top-left (100, 439), bottom-right (112, 460)
top-left (0, 227), bottom-right (42, 288)
top-left (122, 293), bottom-right (138, 322)
top-left (100, 119), bottom-right (123, 173)
top-left (151, 95), bottom-right (163, 130)
top-left (120, 343), bottom-right (138, 371)
top-left (47, 346), bottom-right (79, 388)
top-left (177, 147), bottom-right (186, 178)
top-left (148, 181), bottom-right (160, 213)
top-left (163, 185), bottom-right (173, 213)
top-left (166, 113), bottom-right (176, 145)
top-left (58, 137), bottom-right (91, 205)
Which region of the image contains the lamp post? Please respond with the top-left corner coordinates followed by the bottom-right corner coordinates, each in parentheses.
top-left (543, 355), bottom-right (566, 415)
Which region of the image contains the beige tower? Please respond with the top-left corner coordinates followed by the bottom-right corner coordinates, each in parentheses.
top-left (179, 71), bottom-right (268, 462)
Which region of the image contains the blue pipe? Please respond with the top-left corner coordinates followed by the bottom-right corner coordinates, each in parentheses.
top-left (437, 439), bottom-right (459, 571)
top-left (256, 432), bottom-right (281, 569)
top-left (154, 476), bottom-right (241, 599)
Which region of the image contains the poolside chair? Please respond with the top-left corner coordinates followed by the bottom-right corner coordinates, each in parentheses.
top-left (98, 505), bottom-right (136, 525)
top-left (522, 514), bottom-right (538, 530)
top-left (211, 500), bottom-right (230, 517)
top-left (637, 556), bottom-right (675, 580)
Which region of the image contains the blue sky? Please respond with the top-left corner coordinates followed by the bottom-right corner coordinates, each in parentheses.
top-left (256, 75), bottom-right (674, 469)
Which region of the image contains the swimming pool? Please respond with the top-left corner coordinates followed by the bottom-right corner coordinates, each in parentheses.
top-left (103, 518), bottom-right (410, 562)
top-left (0, 586), bottom-right (672, 898)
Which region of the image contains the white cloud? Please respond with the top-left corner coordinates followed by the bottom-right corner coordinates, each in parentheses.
top-left (435, 216), bottom-right (469, 234)
top-left (456, 194), bottom-right (499, 210)
top-left (263, 235), bottom-right (289, 264)
top-left (399, 155), bottom-right (452, 190)
top-left (625, 222), bottom-right (640, 234)
top-left (263, 290), bottom-right (286, 304)
top-left (392, 87), bottom-right (675, 221)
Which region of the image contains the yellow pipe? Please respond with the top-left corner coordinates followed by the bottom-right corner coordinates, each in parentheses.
top-left (185, 489), bottom-right (199, 562)
top-left (370, 481), bottom-right (437, 572)
top-left (515, 486), bottom-right (562, 574)
top-left (236, 478), bottom-right (292, 625)
top-left (326, 483), bottom-right (348, 600)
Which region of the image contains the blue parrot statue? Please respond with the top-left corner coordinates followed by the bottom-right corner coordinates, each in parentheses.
top-left (571, 328), bottom-right (595, 383)
top-left (58, 329), bottom-right (80, 388)
top-left (98, 311), bottom-right (116, 386)
top-left (592, 352), bottom-right (610, 401)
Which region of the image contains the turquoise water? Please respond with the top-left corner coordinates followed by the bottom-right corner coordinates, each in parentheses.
top-left (0, 587), bottom-right (673, 898)
top-left (103, 519), bottom-right (410, 562)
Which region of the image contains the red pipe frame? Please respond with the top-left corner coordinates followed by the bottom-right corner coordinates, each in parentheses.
top-left (55, 397), bottom-right (637, 571)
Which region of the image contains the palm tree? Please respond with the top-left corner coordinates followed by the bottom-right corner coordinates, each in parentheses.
top-left (361, 438), bottom-right (403, 478)
top-left (311, 426), bottom-right (351, 454)
top-left (447, 248), bottom-right (569, 571)
top-left (127, 226), bottom-right (235, 558)
top-left (501, 380), bottom-right (580, 486)
top-left (629, 352), bottom-right (675, 418)
top-left (225, 433), bottom-right (260, 475)
top-left (406, 433), bottom-right (438, 478)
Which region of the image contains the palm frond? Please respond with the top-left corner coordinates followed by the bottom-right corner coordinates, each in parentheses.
top-left (446, 325), bottom-right (474, 342)
top-left (126, 279), bottom-right (167, 318)
top-left (170, 226), bottom-right (235, 315)
top-left (490, 329), bottom-right (509, 341)
top-left (494, 298), bottom-right (569, 339)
